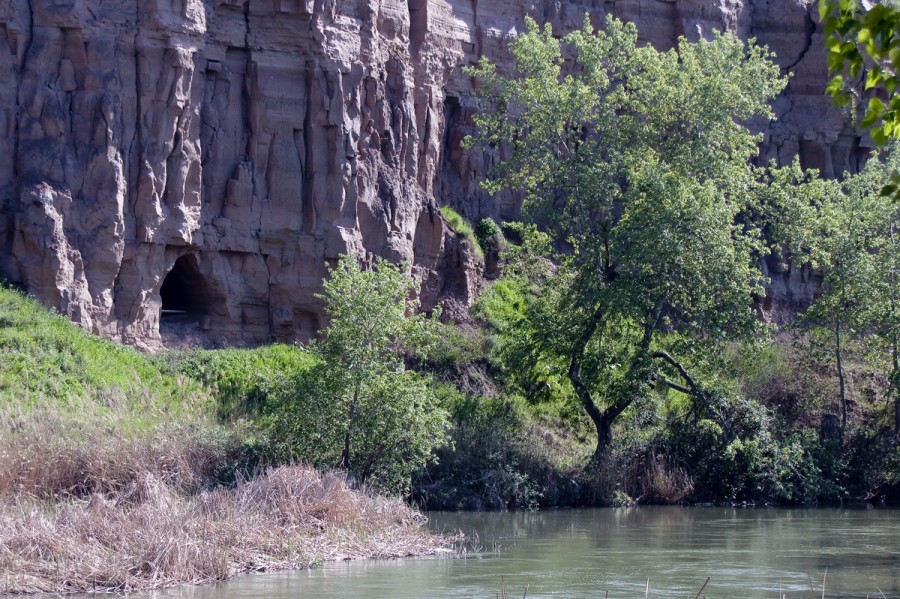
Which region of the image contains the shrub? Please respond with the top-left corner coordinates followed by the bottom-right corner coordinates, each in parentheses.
top-left (475, 217), bottom-right (503, 252)
top-left (267, 255), bottom-right (449, 494)
top-left (659, 391), bottom-right (834, 503)
top-left (414, 388), bottom-right (539, 509)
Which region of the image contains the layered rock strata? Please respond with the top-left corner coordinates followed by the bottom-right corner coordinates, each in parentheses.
top-left (0, 0), bottom-right (853, 348)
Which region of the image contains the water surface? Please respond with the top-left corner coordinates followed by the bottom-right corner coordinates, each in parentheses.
top-left (141, 507), bottom-right (900, 598)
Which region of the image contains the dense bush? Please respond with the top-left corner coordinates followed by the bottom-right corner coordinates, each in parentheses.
top-left (475, 217), bottom-right (503, 252)
top-left (414, 387), bottom-right (584, 509)
top-left (266, 367), bottom-right (448, 493)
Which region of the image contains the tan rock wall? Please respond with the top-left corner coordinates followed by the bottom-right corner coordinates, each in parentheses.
top-left (0, 0), bottom-right (852, 348)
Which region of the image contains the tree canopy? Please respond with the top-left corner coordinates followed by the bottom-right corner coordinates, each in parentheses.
top-left (466, 16), bottom-right (788, 460)
top-left (820, 0), bottom-right (900, 148)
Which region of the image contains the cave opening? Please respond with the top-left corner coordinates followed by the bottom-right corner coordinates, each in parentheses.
top-left (160, 255), bottom-right (208, 318)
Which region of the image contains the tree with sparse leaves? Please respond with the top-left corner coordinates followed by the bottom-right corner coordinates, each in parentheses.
top-left (269, 255), bottom-right (448, 493)
top-left (820, 0), bottom-right (900, 152)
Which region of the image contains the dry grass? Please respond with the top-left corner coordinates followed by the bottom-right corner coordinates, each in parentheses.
top-left (0, 420), bottom-right (238, 501)
top-left (0, 465), bottom-right (451, 595)
top-left (0, 415), bottom-right (454, 595)
top-left (635, 453), bottom-right (695, 505)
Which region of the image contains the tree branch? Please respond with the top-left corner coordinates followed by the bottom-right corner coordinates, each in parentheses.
top-left (652, 349), bottom-right (736, 440)
top-left (659, 377), bottom-right (692, 395)
top-left (651, 349), bottom-right (700, 394)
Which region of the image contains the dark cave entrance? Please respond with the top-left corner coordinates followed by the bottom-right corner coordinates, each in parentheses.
top-left (160, 255), bottom-right (208, 319)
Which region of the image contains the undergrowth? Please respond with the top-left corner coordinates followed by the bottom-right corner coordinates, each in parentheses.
top-left (0, 288), bottom-right (450, 595)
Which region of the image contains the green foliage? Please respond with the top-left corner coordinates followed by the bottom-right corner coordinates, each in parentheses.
top-left (474, 274), bottom-right (572, 404)
top-left (267, 255), bottom-right (449, 493)
top-left (425, 324), bottom-right (488, 371)
top-left (844, 427), bottom-right (900, 497)
top-left (440, 206), bottom-right (483, 257)
top-left (0, 284), bottom-right (212, 421)
top-left (474, 217), bottom-right (503, 252)
top-left (778, 146), bottom-right (900, 431)
top-left (820, 0), bottom-right (900, 149)
top-left (660, 387), bottom-right (835, 502)
top-left (269, 368), bottom-right (447, 493)
top-left (415, 386), bottom-right (582, 509)
top-left (465, 15), bottom-right (787, 457)
top-left (172, 345), bottom-right (319, 420)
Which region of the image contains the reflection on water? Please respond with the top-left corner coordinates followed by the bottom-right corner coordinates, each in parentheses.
top-left (135, 507), bottom-right (899, 599)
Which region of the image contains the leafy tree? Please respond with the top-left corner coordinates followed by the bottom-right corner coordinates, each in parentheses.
top-left (852, 150), bottom-right (900, 434)
top-left (762, 146), bottom-right (900, 434)
top-left (800, 0), bottom-right (900, 435)
top-left (268, 255), bottom-right (448, 492)
top-left (820, 0), bottom-right (900, 148)
top-left (466, 16), bottom-right (787, 461)
top-left (803, 148), bottom-right (900, 432)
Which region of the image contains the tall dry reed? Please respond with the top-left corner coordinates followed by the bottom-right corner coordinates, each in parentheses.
top-left (0, 413), bottom-right (453, 595)
top-left (0, 465), bottom-right (448, 594)
top-left (1, 422), bottom-right (247, 500)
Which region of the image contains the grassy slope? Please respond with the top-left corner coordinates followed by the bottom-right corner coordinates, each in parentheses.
top-left (440, 206), bottom-right (484, 258)
top-left (0, 284), bottom-right (212, 421)
top-left (171, 345), bottom-right (319, 419)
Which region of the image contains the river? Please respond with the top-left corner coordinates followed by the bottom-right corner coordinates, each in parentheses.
top-left (136, 507), bottom-right (899, 598)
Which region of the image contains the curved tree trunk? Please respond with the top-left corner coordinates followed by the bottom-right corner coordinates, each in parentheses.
top-left (567, 305), bottom-right (613, 462)
top-left (569, 302), bottom-right (663, 462)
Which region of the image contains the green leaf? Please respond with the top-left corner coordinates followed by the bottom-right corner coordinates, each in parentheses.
top-left (866, 67), bottom-right (882, 89)
top-left (825, 74), bottom-right (845, 96)
top-left (889, 47), bottom-right (900, 65)
top-left (870, 96), bottom-right (885, 115)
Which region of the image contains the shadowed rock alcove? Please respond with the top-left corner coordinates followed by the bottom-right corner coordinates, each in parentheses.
top-left (159, 255), bottom-right (222, 346)
top-left (161, 255), bottom-right (209, 317)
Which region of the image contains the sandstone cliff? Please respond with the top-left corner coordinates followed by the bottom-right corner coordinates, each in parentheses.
top-left (0, 0), bottom-right (854, 348)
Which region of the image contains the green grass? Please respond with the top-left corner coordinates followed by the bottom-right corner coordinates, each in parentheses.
top-left (441, 206), bottom-right (484, 258)
top-left (0, 284), bottom-right (213, 421)
top-left (0, 282), bottom-right (319, 426)
top-left (171, 345), bottom-right (319, 419)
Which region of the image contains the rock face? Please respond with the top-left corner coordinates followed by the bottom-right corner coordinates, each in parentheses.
top-left (0, 0), bottom-right (854, 348)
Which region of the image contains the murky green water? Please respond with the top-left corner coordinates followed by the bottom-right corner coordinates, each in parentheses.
top-left (141, 507), bottom-right (899, 598)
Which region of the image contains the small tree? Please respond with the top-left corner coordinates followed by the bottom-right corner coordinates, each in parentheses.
top-left (269, 255), bottom-right (448, 493)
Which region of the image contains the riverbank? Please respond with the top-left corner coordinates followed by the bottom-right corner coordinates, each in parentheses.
top-left (0, 462), bottom-right (449, 595)
top-left (0, 412), bottom-right (452, 595)
top-left (0, 286), bottom-right (453, 595)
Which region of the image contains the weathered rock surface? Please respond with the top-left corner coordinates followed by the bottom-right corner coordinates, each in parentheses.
top-left (0, 0), bottom-right (854, 348)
